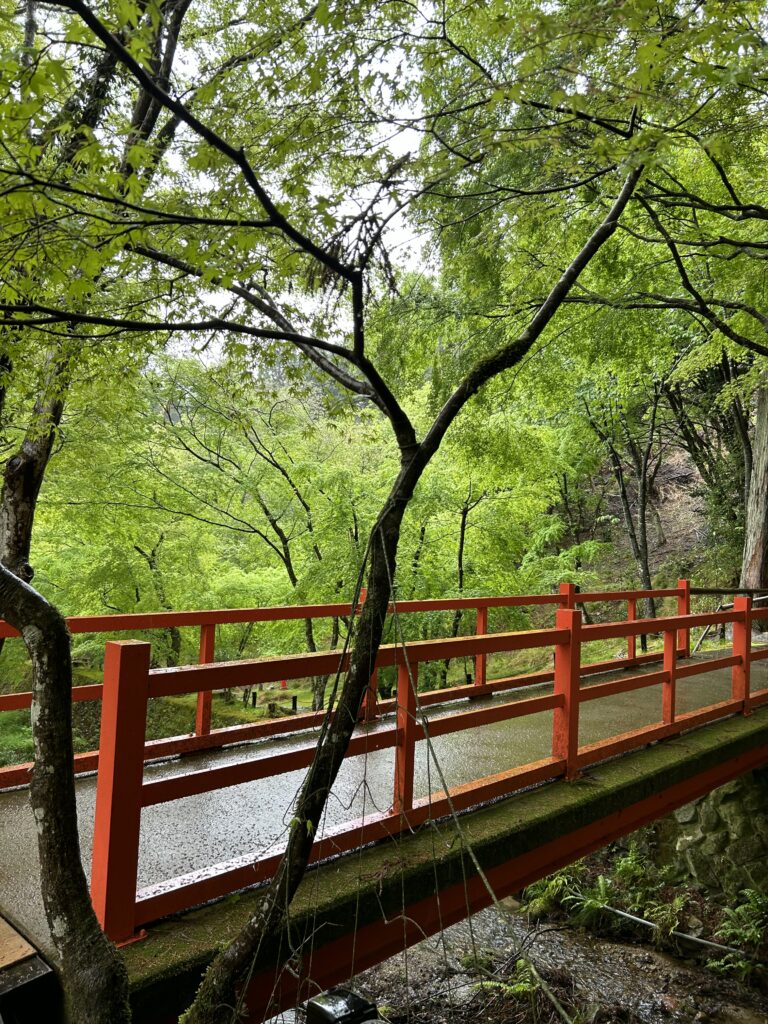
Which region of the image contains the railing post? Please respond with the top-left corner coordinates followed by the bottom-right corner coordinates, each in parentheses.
top-left (663, 628), bottom-right (677, 724)
top-left (362, 669), bottom-right (378, 722)
top-left (91, 640), bottom-right (150, 943)
top-left (732, 596), bottom-right (752, 714)
top-left (559, 581), bottom-right (577, 609)
top-left (677, 578), bottom-right (691, 658)
top-left (195, 623), bottom-right (216, 736)
top-left (552, 608), bottom-right (581, 780)
top-left (626, 598), bottom-right (637, 663)
top-left (475, 604), bottom-right (488, 688)
top-left (392, 662), bottom-right (417, 815)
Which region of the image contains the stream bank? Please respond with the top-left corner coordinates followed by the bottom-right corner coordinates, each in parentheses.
top-left (354, 900), bottom-right (768, 1024)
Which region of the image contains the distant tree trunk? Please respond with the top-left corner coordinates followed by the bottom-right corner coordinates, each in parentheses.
top-left (722, 354), bottom-right (753, 510)
top-left (650, 502), bottom-right (666, 547)
top-left (409, 522), bottom-right (427, 596)
top-left (665, 357), bottom-right (753, 526)
top-left (440, 488), bottom-right (485, 686)
top-left (134, 533), bottom-right (182, 665)
top-left (305, 617), bottom-right (325, 711)
top-left (440, 502), bottom-right (469, 686)
top-left (740, 388), bottom-right (768, 627)
top-left (586, 397), bottom-right (658, 648)
top-left (255, 490), bottom-right (331, 709)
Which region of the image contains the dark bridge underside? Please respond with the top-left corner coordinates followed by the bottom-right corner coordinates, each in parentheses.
top-left (123, 706), bottom-right (768, 1023)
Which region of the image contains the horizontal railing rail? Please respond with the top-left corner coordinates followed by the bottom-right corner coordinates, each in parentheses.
top-left (0, 581), bottom-right (696, 789)
top-left (87, 587), bottom-right (768, 944)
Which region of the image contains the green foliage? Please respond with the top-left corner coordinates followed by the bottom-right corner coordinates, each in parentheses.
top-left (523, 838), bottom-right (690, 946)
top-left (562, 874), bottom-right (614, 929)
top-left (3, 5), bottom-right (768, 1022)
top-left (645, 894), bottom-right (689, 942)
top-left (523, 840), bottom-right (768, 990)
top-left (716, 890), bottom-right (768, 950)
top-left (612, 843), bottom-right (669, 914)
top-left (708, 890), bottom-right (768, 982)
top-left (471, 958), bottom-right (538, 1000)
top-left (0, 711), bottom-right (35, 765)
top-left (521, 862), bottom-right (587, 918)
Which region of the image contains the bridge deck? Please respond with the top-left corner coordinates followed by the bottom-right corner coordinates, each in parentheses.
top-left (0, 651), bottom-right (764, 968)
top-left (123, 703), bottom-right (768, 1022)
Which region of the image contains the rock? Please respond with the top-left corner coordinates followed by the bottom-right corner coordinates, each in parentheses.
top-left (697, 804), bottom-right (722, 834)
top-left (685, 915), bottom-right (704, 937)
top-left (659, 769), bottom-right (768, 896)
top-left (674, 802), bottom-right (698, 824)
top-left (728, 835), bottom-right (767, 867)
top-left (699, 832), bottom-right (729, 856)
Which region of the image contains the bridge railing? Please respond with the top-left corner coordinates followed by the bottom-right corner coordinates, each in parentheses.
top-left (0, 581), bottom-right (690, 789)
top-left (89, 590), bottom-right (767, 944)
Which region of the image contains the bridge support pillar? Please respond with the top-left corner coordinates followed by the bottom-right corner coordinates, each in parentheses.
top-left (91, 640), bottom-right (150, 944)
top-left (732, 596), bottom-right (752, 714)
top-left (559, 582), bottom-right (577, 609)
top-left (195, 623), bottom-right (216, 736)
top-left (474, 606), bottom-right (487, 689)
top-left (553, 608), bottom-right (581, 780)
top-left (393, 662), bottom-right (417, 814)
top-left (626, 598), bottom-right (637, 664)
top-left (677, 578), bottom-right (691, 658)
top-left (663, 628), bottom-right (677, 724)
top-left (362, 669), bottom-right (378, 722)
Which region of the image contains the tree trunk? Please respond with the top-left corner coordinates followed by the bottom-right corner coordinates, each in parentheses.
top-left (0, 393), bottom-right (64, 582)
top-left (134, 534), bottom-right (182, 665)
top-left (441, 501), bottom-right (470, 686)
top-left (740, 387), bottom-right (768, 627)
top-left (409, 523), bottom-right (427, 596)
top-left (182, 489), bottom-right (410, 1024)
top-left (0, 567), bottom-right (130, 1023)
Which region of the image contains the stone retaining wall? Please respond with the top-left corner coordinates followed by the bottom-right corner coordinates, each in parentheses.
top-left (656, 768), bottom-right (768, 895)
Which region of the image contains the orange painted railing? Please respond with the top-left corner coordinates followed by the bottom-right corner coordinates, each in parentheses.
top-left (87, 586), bottom-right (768, 944)
top-left (0, 581), bottom-right (690, 789)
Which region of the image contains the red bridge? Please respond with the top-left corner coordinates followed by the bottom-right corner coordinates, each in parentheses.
top-left (1, 581), bottom-right (767, 1021)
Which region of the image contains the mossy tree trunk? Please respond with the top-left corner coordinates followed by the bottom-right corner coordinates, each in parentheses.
top-left (0, 566), bottom-right (131, 1023)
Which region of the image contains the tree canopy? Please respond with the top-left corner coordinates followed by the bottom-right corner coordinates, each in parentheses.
top-left (1, 2), bottom-right (768, 1022)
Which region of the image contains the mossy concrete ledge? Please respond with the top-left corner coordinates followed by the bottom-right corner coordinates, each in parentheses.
top-left (123, 706), bottom-right (768, 1022)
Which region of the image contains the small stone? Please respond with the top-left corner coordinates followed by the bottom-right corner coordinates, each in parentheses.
top-left (686, 915), bottom-right (704, 937)
top-left (674, 802), bottom-right (698, 824)
top-left (698, 805), bottom-right (722, 833)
